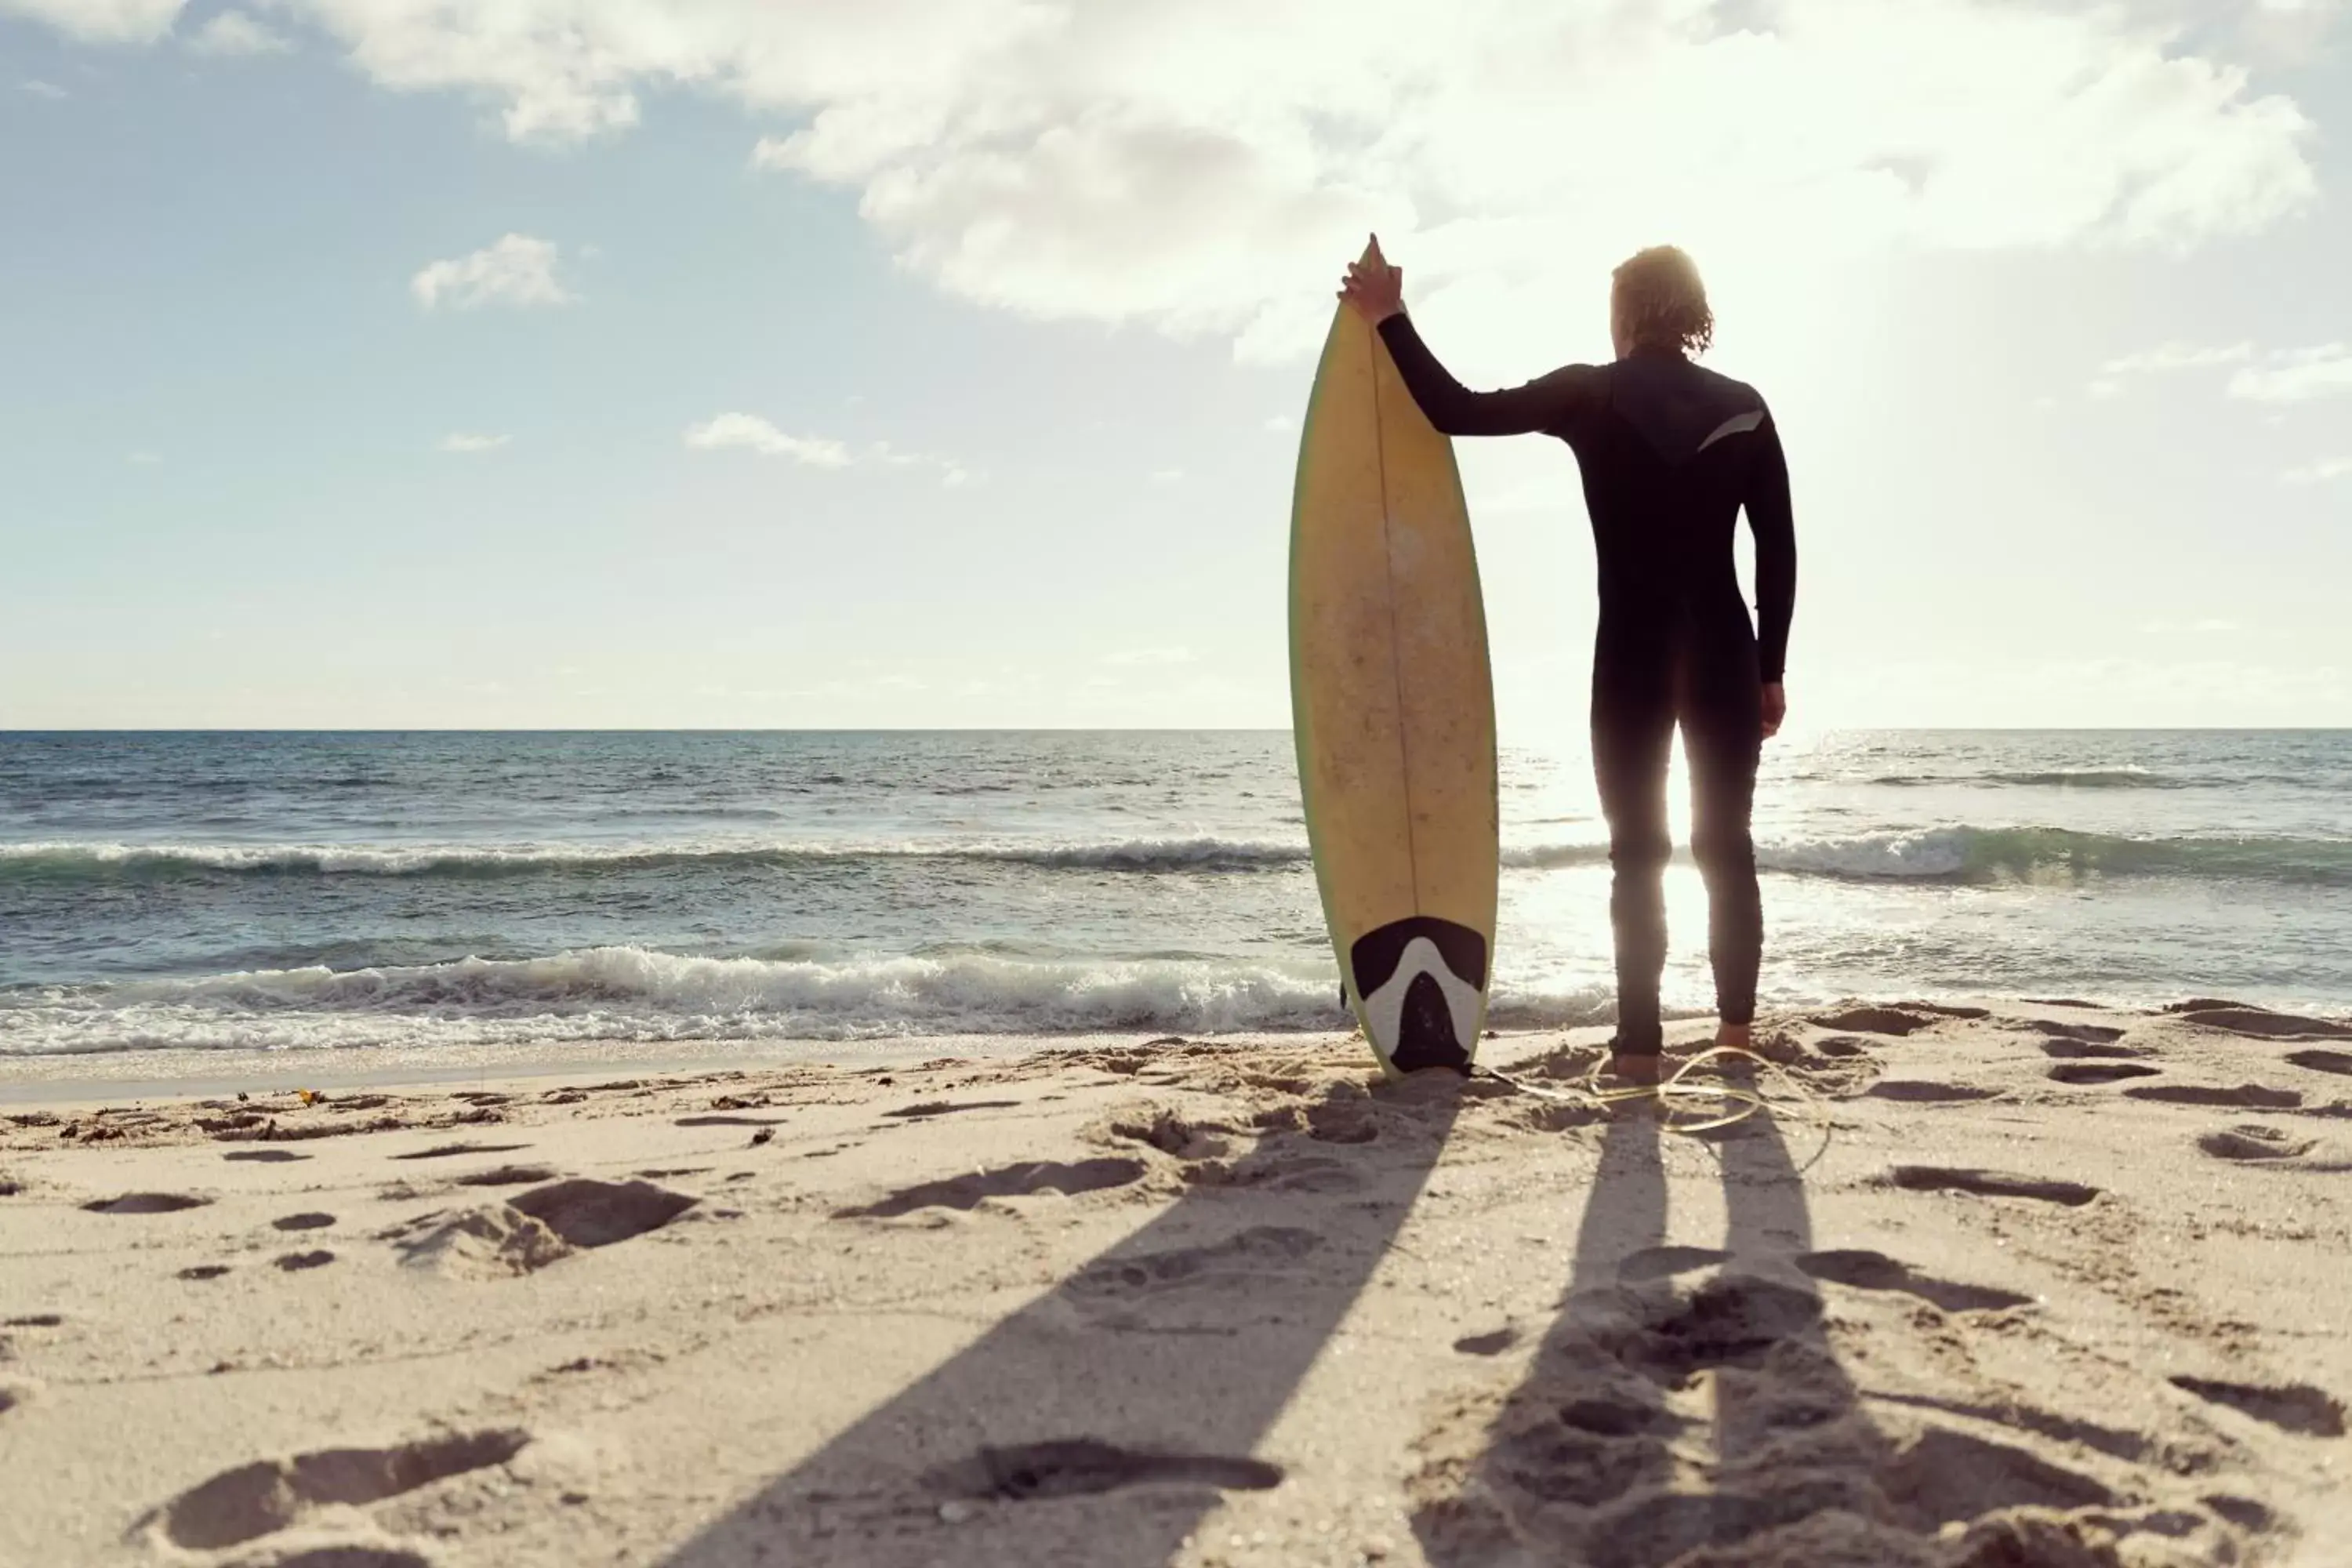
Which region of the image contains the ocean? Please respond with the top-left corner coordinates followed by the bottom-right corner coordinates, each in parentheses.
top-left (2, 730), bottom-right (2347, 1058)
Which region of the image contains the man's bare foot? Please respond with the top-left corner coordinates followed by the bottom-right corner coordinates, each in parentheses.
top-left (1606, 1051), bottom-right (1664, 1086)
top-left (1715, 1022), bottom-right (1752, 1055)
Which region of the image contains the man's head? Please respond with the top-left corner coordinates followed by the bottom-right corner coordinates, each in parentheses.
top-left (1610, 245), bottom-right (1713, 360)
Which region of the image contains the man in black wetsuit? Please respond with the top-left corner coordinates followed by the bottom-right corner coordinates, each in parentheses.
top-left (1339, 238), bottom-right (1795, 1086)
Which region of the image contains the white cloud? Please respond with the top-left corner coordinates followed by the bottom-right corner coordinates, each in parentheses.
top-left (1105, 646), bottom-right (1197, 666)
top-left (1264, 413), bottom-right (1298, 434)
top-left (19, 78), bottom-right (68, 98)
top-left (683, 414), bottom-right (971, 483)
top-left (0, 0), bottom-right (183, 45)
top-left (682, 414), bottom-right (851, 466)
top-left (187, 10), bottom-right (292, 56)
top-left (2099, 340), bottom-right (2253, 376)
top-left (13, 0), bottom-right (2310, 360)
top-left (2228, 344), bottom-right (2352, 403)
top-left (2281, 456), bottom-right (2352, 485)
top-left (438, 432), bottom-right (511, 453)
top-left (410, 234), bottom-right (575, 311)
top-left (2088, 339), bottom-right (2255, 397)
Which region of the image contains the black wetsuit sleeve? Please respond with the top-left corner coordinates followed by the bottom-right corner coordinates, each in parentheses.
top-left (1376, 314), bottom-right (1592, 437)
top-left (1748, 412), bottom-right (1796, 682)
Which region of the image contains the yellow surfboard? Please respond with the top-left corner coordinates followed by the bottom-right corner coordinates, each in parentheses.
top-left (1289, 271), bottom-right (1499, 1076)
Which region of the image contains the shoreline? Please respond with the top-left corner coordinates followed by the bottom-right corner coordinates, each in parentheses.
top-left (4, 987), bottom-right (2345, 1104)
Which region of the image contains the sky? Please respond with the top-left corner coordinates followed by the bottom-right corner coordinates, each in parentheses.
top-left (2, 0), bottom-right (2348, 734)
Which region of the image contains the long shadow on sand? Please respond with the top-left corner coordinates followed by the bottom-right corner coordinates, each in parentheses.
top-left (1412, 1099), bottom-right (1901, 1566)
top-left (1410, 1092), bottom-right (2171, 1566)
top-left (660, 1074), bottom-right (1462, 1567)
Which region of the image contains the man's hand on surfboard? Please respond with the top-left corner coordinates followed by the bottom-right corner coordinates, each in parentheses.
top-left (1339, 236), bottom-right (1405, 325)
top-left (1762, 682), bottom-right (1787, 741)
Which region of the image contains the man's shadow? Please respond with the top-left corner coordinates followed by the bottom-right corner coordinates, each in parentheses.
top-left (660, 1074), bottom-right (1463, 1567)
top-left (1415, 1091), bottom-right (1887, 1568)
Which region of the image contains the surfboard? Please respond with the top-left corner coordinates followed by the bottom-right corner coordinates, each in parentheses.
top-left (1288, 266), bottom-right (1500, 1077)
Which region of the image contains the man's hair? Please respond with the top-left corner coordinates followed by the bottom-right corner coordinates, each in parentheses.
top-left (1611, 245), bottom-right (1714, 356)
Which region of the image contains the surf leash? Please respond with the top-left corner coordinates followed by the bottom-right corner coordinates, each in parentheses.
top-left (1478, 1043), bottom-right (1831, 1150)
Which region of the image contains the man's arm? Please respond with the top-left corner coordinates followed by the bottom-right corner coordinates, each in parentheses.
top-left (1376, 314), bottom-right (1593, 438)
top-left (1747, 412), bottom-right (1797, 685)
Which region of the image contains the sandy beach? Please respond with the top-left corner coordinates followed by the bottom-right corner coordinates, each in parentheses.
top-left (3, 999), bottom-right (2349, 1567)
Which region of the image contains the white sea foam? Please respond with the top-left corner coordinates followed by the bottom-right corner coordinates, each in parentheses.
top-left (0, 946), bottom-right (1613, 1056)
top-left (0, 837), bottom-right (1311, 880)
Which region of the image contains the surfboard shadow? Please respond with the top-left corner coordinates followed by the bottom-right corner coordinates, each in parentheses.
top-left (659, 1076), bottom-right (1463, 1567)
top-left (1412, 1100), bottom-right (1890, 1566)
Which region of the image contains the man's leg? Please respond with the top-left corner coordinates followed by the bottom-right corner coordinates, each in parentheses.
top-left (1682, 658), bottom-right (1765, 1048)
top-left (1592, 661), bottom-right (1676, 1076)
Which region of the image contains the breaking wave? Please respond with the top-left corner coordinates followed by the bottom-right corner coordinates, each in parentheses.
top-left (0, 946), bottom-right (1613, 1056)
top-left (0, 837), bottom-right (1311, 884)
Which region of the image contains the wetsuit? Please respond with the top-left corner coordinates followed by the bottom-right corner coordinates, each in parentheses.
top-left (1376, 314), bottom-right (1796, 1056)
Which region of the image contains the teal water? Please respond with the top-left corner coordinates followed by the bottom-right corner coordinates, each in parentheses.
top-left (2, 730), bottom-right (2347, 1055)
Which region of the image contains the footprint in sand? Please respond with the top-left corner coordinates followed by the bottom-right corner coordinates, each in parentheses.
top-left (1069, 1226), bottom-right (1322, 1307)
top-left (2040, 1039), bottom-right (2151, 1062)
top-left (1888, 1165), bottom-right (2101, 1207)
top-left (275, 1250), bottom-right (336, 1271)
top-left (179, 1265), bottom-right (232, 1281)
top-left (2204, 1494), bottom-right (2280, 1531)
top-left (83, 1192), bottom-right (212, 1215)
top-left (1181, 1152), bottom-right (1363, 1195)
top-left (140, 1428), bottom-right (528, 1552)
top-left (223, 1150), bottom-right (310, 1163)
top-left (2176, 1007), bottom-right (2352, 1041)
top-left (272, 1212), bottom-right (336, 1232)
top-left (1809, 1007), bottom-right (1935, 1036)
top-left (926, 1438), bottom-right (1281, 1503)
top-left (838, 1159), bottom-right (1146, 1219)
top-left (453, 1165), bottom-right (559, 1188)
top-left (3, 1313), bottom-right (63, 1327)
top-left (2198, 1126), bottom-right (2317, 1162)
top-left (2047, 1062), bottom-right (2161, 1085)
top-left (511, 1179), bottom-right (700, 1247)
top-left (883, 1100), bottom-right (1024, 1120)
top-left (1454, 1326), bottom-right (1519, 1356)
top-left (389, 1142), bottom-right (531, 1163)
top-left (2171, 1376), bottom-right (2346, 1437)
top-left (1620, 1274), bottom-right (1829, 1379)
top-left (1617, 1245), bottom-right (1731, 1282)
top-left (673, 1115), bottom-right (782, 1127)
top-left (2286, 1049), bottom-right (2352, 1078)
top-left (2126, 1083), bottom-right (2301, 1109)
top-left (266, 1547), bottom-right (437, 1567)
top-left (1878, 1426), bottom-right (2117, 1524)
top-left (1865, 1081), bottom-right (2002, 1104)
top-left (2027, 1018), bottom-right (2128, 1044)
top-left (1796, 1248), bottom-right (2034, 1312)
top-left (388, 1179), bottom-right (698, 1278)
top-left (1102, 1109), bottom-right (1235, 1161)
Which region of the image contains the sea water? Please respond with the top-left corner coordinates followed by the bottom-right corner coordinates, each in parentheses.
top-left (2, 730), bottom-right (2347, 1057)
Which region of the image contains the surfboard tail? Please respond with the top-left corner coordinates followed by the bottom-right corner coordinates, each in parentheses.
top-left (1351, 916), bottom-right (1487, 1074)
